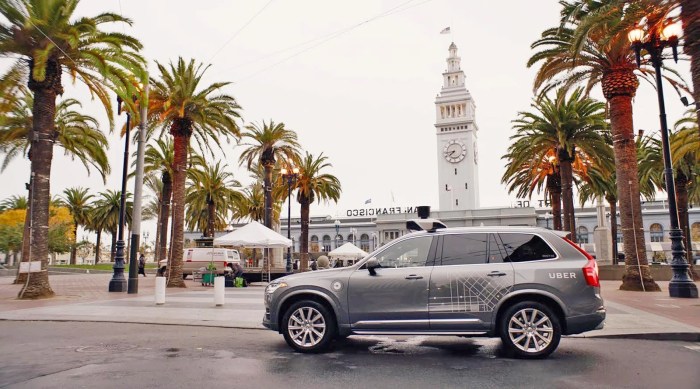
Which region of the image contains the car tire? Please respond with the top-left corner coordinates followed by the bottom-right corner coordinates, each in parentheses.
top-left (499, 301), bottom-right (561, 359)
top-left (281, 300), bottom-right (336, 353)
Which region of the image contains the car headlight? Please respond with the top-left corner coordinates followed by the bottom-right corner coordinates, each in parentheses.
top-left (265, 281), bottom-right (288, 295)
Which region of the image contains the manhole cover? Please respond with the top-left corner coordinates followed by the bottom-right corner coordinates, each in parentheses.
top-left (76, 344), bottom-right (138, 353)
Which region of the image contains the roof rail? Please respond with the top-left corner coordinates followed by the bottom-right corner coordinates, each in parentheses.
top-left (406, 218), bottom-right (447, 233)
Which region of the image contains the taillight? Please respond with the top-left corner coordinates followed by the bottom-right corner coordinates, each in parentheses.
top-left (563, 237), bottom-right (599, 287)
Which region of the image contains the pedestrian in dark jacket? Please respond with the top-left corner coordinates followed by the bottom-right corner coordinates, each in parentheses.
top-left (138, 253), bottom-right (146, 277)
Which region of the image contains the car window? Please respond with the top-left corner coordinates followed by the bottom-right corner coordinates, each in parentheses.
top-left (498, 233), bottom-right (557, 262)
top-left (488, 233), bottom-right (506, 263)
top-left (439, 233), bottom-right (488, 266)
top-left (375, 236), bottom-right (433, 268)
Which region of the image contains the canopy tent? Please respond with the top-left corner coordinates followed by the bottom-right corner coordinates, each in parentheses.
top-left (328, 242), bottom-right (368, 259)
top-left (213, 220), bottom-right (292, 248)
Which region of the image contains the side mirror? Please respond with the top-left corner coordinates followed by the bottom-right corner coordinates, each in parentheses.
top-left (366, 257), bottom-right (379, 276)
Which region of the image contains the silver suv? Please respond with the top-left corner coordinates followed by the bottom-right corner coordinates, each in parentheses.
top-left (263, 219), bottom-right (605, 359)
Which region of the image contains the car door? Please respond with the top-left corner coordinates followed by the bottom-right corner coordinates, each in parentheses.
top-left (429, 233), bottom-right (514, 331)
top-left (348, 235), bottom-right (437, 331)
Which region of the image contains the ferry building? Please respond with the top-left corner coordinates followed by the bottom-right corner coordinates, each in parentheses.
top-left (275, 42), bottom-right (700, 266)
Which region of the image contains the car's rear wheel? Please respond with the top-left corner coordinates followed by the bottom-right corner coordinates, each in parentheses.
top-left (499, 301), bottom-right (561, 359)
top-left (281, 300), bottom-right (336, 353)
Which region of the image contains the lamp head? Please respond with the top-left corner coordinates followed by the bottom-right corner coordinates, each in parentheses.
top-left (627, 27), bottom-right (645, 44)
top-left (661, 22), bottom-right (681, 41)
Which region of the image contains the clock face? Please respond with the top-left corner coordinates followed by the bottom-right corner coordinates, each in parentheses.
top-left (443, 140), bottom-right (467, 163)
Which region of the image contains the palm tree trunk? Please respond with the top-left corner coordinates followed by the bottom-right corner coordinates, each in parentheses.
top-left (675, 171), bottom-right (699, 280)
top-left (95, 229), bottom-right (102, 264)
top-left (110, 231), bottom-right (117, 262)
top-left (558, 148), bottom-right (576, 240)
top-left (18, 58), bottom-right (62, 299)
top-left (167, 133), bottom-right (188, 287)
top-left (158, 171), bottom-right (172, 266)
top-left (206, 197), bottom-right (215, 238)
top-left (681, 0), bottom-right (700, 128)
top-left (300, 195), bottom-right (310, 272)
top-left (608, 94), bottom-right (659, 291)
top-left (70, 222), bottom-right (78, 265)
top-left (547, 172), bottom-right (563, 230)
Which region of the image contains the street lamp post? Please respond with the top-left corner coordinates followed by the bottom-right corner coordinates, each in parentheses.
top-left (108, 96), bottom-right (132, 293)
top-left (629, 22), bottom-right (698, 298)
top-left (544, 212), bottom-right (552, 229)
top-left (281, 166), bottom-right (299, 273)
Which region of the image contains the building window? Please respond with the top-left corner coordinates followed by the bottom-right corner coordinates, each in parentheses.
top-left (347, 234), bottom-right (355, 245)
top-left (454, 168), bottom-right (457, 175)
top-left (650, 223), bottom-right (663, 242)
top-left (360, 234), bottom-right (370, 252)
top-left (310, 235), bottom-right (319, 253)
top-left (322, 235), bottom-right (331, 252)
top-left (456, 199), bottom-right (459, 206)
top-left (465, 183), bottom-right (468, 189)
top-left (616, 226), bottom-right (623, 243)
top-left (335, 234), bottom-right (343, 248)
top-left (692, 222), bottom-right (700, 241)
top-left (384, 230), bottom-right (400, 243)
top-left (577, 226), bottom-right (589, 244)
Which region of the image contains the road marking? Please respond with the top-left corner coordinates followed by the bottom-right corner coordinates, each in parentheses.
top-left (654, 304), bottom-right (681, 308)
top-left (683, 344), bottom-right (700, 353)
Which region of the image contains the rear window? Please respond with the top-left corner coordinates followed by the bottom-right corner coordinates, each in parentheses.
top-left (497, 233), bottom-right (557, 262)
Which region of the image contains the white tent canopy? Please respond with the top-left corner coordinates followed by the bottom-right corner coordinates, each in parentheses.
top-left (328, 242), bottom-right (368, 259)
top-left (213, 220), bottom-right (292, 248)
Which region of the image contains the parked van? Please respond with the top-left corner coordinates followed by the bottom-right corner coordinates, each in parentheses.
top-left (158, 248), bottom-right (242, 278)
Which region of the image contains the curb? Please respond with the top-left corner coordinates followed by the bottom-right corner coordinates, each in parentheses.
top-left (0, 318), bottom-right (266, 330)
top-left (585, 332), bottom-right (700, 342)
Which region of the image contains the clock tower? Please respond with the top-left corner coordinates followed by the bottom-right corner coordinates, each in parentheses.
top-left (435, 42), bottom-right (480, 210)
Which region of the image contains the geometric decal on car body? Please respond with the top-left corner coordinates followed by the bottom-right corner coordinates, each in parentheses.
top-left (429, 275), bottom-right (512, 313)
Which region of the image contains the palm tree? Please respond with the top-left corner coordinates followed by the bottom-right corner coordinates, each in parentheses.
top-left (677, 0), bottom-right (700, 127)
top-left (638, 112), bottom-right (700, 276)
top-left (91, 190), bottom-right (132, 263)
top-left (0, 0), bottom-right (144, 298)
top-left (185, 160), bottom-right (242, 237)
top-left (579, 135), bottom-right (658, 263)
top-left (505, 88), bottom-right (611, 240)
top-left (59, 187), bottom-right (93, 265)
top-left (0, 195), bottom-right (28, 211)
top-left (295, 152), bottom-right (341, 271)
top-left (142, 139), bottom-right (175, 264)
top-left (239, 120), bottom-right (300, 230)
top-left (526, 0), bottom-right (686, 291)
top-left (142, 171), bottom-right (164, 262)
top-left (148, 58), bottom-right (242, 287)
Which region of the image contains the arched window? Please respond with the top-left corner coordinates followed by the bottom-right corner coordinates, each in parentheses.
top-left (650, 223), bottom-right (664, 242)
top-left (616, 226), bottom-right (623, 243)
top-left (310, 235), bottom-right (319, 253)
top-left (360, 234), bottom-right (370, 252)
top-left (322, 235), bottom-right (331, 252)
top-left (347, 234), bottom-right (355, 245)
top-left (577, 226), bottom-right (589, 244)
top-left (691, 222), bottom-right (700, 241)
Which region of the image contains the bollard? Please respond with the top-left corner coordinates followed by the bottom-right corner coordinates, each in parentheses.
top-left (155, 276), bottom-right (166, 305)
top-left (214, 276), bottom-right (225, 306)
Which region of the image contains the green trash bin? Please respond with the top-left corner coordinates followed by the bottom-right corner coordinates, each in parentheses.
top-left (202, 272), bottom-right (215, 285)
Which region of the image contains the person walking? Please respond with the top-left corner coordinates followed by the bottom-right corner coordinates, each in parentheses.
top-left (138, 253), bottom-right (147, 277)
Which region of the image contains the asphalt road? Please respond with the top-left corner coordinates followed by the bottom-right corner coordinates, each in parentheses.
top-left (1, 322), bottom-right (699, 389)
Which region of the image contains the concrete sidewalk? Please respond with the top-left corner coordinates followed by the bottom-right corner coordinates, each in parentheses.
top-left (0, 273), bottom-right (698, 340)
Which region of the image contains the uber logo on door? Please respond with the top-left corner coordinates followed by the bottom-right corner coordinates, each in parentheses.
top-left (548, 272), bottom-right (576, 279)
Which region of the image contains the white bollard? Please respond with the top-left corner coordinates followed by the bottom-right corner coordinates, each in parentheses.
top-left (155, 276), bottom-right (166, 305)
top-left (214, 276), bottom-right (225, 306)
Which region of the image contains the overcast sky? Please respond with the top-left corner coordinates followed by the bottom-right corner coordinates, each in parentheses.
top-left (0, 0), bottom-right (693, 241)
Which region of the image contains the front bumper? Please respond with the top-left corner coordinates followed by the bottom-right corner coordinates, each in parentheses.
top-left (565, 306), bottom-right (606, 335)
top-left (262, 307), bottom-right (278, 331)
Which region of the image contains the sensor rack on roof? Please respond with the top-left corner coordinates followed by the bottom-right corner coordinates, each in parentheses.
top-left (406, 218), bottom-right (447, 232)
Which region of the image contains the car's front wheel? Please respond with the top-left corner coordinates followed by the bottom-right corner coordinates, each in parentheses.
top-left (499, 301), bottom-right (561, 359)
top-left (281, 300), bottom-right (336, 353)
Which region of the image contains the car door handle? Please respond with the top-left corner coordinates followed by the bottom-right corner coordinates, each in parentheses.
top-left (487, 271), bottom-right (507, 277)
top-left (405, 275), bottom-right (424, 280)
